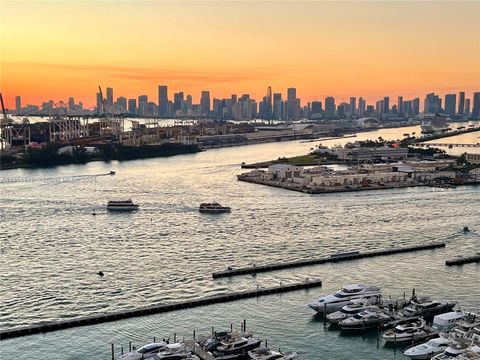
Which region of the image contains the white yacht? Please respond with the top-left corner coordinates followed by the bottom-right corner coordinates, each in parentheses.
top-left (117, 342), bottom-right (167, 360)
top-left (307, 284), bottom-right (382, 314)
top-left (326, 297), bottom-right (380, 323)
top-left (404, 336), bottom-right (451, 359)
top-left (433, 311), bottom-right (467, 332)
top-left (382, 318), bottom-right (427, 343)
top-left (107, 199), bottom-right (139, 211)
top-left (248, 347), bottom-right (298, 360)
top-left (339, 307), bottom-right (392, 330)
top-left (432, 343), bottom-right (480, 360)
top-left (152, 343), bottom-right (199, 360)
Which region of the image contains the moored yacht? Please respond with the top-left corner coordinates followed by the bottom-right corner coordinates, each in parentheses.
top-left (339, 307), bottom-right (392, 331)
top-left (432, 343), bottom-right (480, 360)
top-left (404, 336), bottom-right (451, 359)
top-left (326, 297), bottom-right (381, 324)
top-left (400, 299), bottom-right (456, 319)
top-left (117, 341), bottom-right (167, 360)
top-left (213, 337), bottom-right (261, 357)
top-left (433, 311), bottom-right (467, 332)
top-left (382, 318), bottom-right (427, 343)
top-left (248, 347), bottom-right (298, 360)
top-left (107, 199), bottom-right (139, 211)
top-left (307, 284), bottom-right (382, 314)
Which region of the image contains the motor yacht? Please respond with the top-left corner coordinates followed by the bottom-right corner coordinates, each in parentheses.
top-left (307, 284), bottom-right (382, 314)
top-left (339, 307), bottom-right (392, 331)
top-left (213, 337), bottom-right (261, 357)
top-left (326, 297), bottom-right (380, 324)
top-left (117, 341), bottom-right (167, 360)
top-left (382, 318), bottom-right (427, 343)
top-left (404, 336), bottom-right (451, 359)
top-left (401, 299), bottom-right (456, 319)
top-left (431, 343), bottom-right (480, 360)
top-left (433, 311), bottom-right (467, 332)
top-left (450, 315), bottom-right (480, 340)
top-left (248, 347), bottom-right (298, 360)
top-left (199, 202), bottom-right (231, 213)
top-left (107, 199), bottom-right (139, 211)
top-left (152, 343), bottom-right (199, 360)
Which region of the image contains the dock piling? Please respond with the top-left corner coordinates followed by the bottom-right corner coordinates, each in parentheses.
top-left (111, 343), bottom-right (114, 360)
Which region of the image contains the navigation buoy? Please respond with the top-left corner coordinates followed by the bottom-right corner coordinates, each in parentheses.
top-left (97, 271), bottom-right (104, 277)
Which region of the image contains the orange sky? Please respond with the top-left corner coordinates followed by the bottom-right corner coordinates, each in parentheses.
top-left (1, 1), bottom-right (479, 109)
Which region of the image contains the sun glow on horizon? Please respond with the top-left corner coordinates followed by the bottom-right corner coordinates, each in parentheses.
top-left (1, 1), bottom-right (479, 108)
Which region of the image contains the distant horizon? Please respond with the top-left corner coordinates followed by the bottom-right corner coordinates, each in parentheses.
top-left (1, 1), bottom-right (479, 109)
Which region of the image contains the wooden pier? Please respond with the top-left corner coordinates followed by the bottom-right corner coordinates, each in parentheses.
top-left (0, 279), bottom-right (322, 340)
top-left (212, 242), bottom-right (446, 278)
top-left (445, 255), bottom-right (480, 266)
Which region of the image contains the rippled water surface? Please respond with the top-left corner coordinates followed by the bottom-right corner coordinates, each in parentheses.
top-left (1, 124), bottom-right (479, 359)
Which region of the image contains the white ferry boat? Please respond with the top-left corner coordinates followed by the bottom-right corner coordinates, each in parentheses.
top-left (107, 199), bottom-right (139, 211)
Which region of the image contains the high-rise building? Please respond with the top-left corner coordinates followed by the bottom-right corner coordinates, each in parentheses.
top-left (472, 92), bottom-right (480, 119)
top-left (424, 93), bottom-right (441, 114)
top-left (68, 97), bottom-right (75, 111)
top-left (465, 99), bottom-right (471, 116)
top-left (325, 97), bottom-right (336, 116)
top-left (273, 93), bottom-right (282, 119)
top-left (138, 95), bottom-right (148, 116)
top-left (311, 101), bottom-right (322, 114)
top-left (458, 92), bottom-right (465, 115)
top-left (444, 94), bottom-right (456, 116)
top-left (397, 96), bottom-right (403, 115)
top-left (201, 91), bottom-right (210, 115)
top-left (287, 88), bottom-right (296, 101)
top-left (158, 85), bottom-right (168, 117)
top-left (358, 97), bottom-right (366, 117)
top-left (383, 96), bottom-right (390, 113)
top-left (264, 86), bottom-right (273, 119)
top-left (117, 97), bottom-right (127, 113)
top-left (174, 92), bottom-right (184, 112)
top-left (412, 98), bottom-right (420, 115)
top-left (106, 87), bottom-right (113, 111)
top-left (349, 97), bottom-right (356, 116)
top-left (96, 92), bottom-right (103, 114)
top-left (15, 96), bottom-right (21, 113)
top-left (376, 100), bottom-right (384, 115)
top-left (128, 99), bottom-right (136, 114)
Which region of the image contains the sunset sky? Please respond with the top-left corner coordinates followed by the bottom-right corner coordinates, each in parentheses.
top-left (1, 1), bottom-right (479, 109)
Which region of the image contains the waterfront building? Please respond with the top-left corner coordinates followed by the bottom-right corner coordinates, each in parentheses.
top-left (465, 153), bottom-right (480, 165)
top-left (397, 96), bottom-right (403, 115)
top-left (311, 101), bottom-right (322, 115)
top-left (332, 146), bottom-right (409, 161)
top-left (458, 91), bottom-right (465, 115)
top-left (376, 100), bottom-right (384, 115)
top-left (201, 91), bottom-right (211, 115)
top-left (15, 96), bottom-right (21, 113)
top-left (158, 85), bottom-right (168, 117)
top-left (444, 94), bottom-right (456, 116)
top-left (325, 97), bottom-right (336, 116)
top-left (472, 92), bottom-right (480, 119)
top-left (465, 99), bottom-right (471, 116)
top-left (337, 102), bottom-right (348, 119)
top-left (116, 97), bottom-right (127, 113)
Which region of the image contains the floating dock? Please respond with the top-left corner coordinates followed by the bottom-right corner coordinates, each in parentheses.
top-left (212, 242), bottom-right (446, 278)
top-left (0, 279), bottom-right (322, 340)
top-left (445, 255), bottom-right (480, 266)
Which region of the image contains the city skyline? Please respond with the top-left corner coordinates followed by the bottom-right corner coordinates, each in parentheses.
top-left (1, 1), bottom-right (479, 109)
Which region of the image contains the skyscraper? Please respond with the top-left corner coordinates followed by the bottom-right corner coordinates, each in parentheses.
top-left (458, 92), bottom-right (465, 115)
top-left (174, 92), bottom-right (184, 112)
top-left (465, 99), bottom-right (471, 116)
top-left (15, 96), bottom-right (21, 113)
top-left (311, 101), bottom-right (322, 114)
top-left (106, 87), bottom-right (113, 111)
top-left (349, 97), bottom-right (356, 116)
top-left (138, 95), bottom-right (148, 116)
top-left (358, 97), bottom-right (366, 117)
top-left (158, 85), bottom-right (168, 117)
top-left (412, 98), bottom-right (420, 115)
top-left (397, 96), bottom-right (403, 115)
top-left (383, 96), bottom-right (390, 113)
top-left (325, 97), bottom-right (336, 116)
top-left (273, 93), bottom-right (282, 119)
top-left (201, 91), bottom-right (210, 115)
top-left (424, 93), bottom-right (441, 114)
top-left (472, 92), bottom-right (480, 119)
top-left (68, 97), bottom-right (75, 111)
top-left (444, 94), bottom-right (456, 116)
top-left (96, 92), bottom-right (103, 114)
top-left (128, 99), bottom-right (136, 115)
top-left (287, 88), bottom-right (297, 119)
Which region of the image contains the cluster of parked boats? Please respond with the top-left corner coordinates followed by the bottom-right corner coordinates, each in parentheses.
top-left (307, 284), bottom-right (480, 359)
top-left (117, 330), bottom-right (297, 360)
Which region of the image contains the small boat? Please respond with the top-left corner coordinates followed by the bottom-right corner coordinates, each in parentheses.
top-left (213, 337), bottom-right (262, 357)
top-left (199, 202), bottom-right (231, 213)
top-left (400, 299), bottom-right (456, 319)
top-left (107, 199), bottom-right (139, 211)
top-left (110, 171), bottom-right (116, 175)
top-left (339, 307), bottom-right (393, 331)
top-left (307, 284), bottom-right (382, 314)
top-left (431, 342), bottom-right (480, 360)
top-left (248, 347), bottom-right (297, 360)
top-left (117, 341), bottom-right (167, 360)
top-left (152, 343), bottom-right (199, 360)
top-left (382, 318), bottom-right (427, 343)
top-left (404, 336), bottom-right (451, 359)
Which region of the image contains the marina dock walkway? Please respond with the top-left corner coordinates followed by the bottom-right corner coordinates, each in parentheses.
top-left (445, 255), bottom-right (480, 266)
top-left (212, 242), bottom-right (446, 278)
top-left (0, 279), bottom-right (322, 340)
